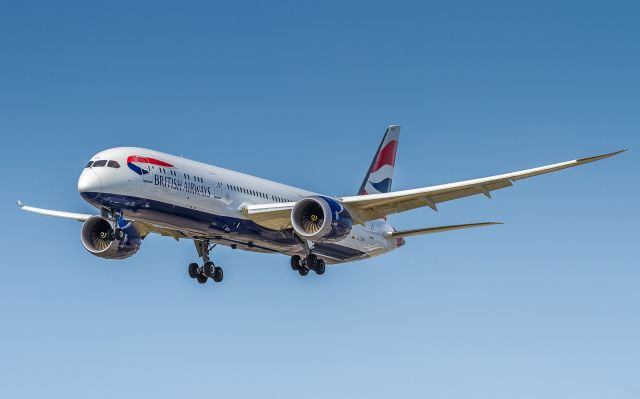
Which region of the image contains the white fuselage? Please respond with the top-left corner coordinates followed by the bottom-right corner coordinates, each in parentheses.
top-left (78, 147), bottom-right (402, 264)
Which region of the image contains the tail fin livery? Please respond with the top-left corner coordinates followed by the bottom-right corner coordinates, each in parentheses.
top-left (358, 125), bottom-right (400, 195)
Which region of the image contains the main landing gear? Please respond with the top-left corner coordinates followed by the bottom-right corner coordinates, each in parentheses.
top-left (188, 239), bottom-right (223, 285)
top-left (291, 254), bottom-right (325, 277)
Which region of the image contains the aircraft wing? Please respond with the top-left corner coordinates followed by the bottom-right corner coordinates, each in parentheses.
top-left (240, 202), bottom-right (297, 230)
top-left (243, 149), bottom-right (625, 228)
top-left (17, 201), bottom-right (181, 240)
top-left (339, 150), bottom-right (625, 224)
top-left (17, 201), bottom-right (93, 221)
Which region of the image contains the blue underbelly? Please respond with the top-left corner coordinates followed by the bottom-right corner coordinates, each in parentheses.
top-left (80, 192), bottom-right (366, 262)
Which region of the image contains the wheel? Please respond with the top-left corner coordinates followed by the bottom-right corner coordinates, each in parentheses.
top-left (307, 254), bottom-right (318, 269)
top-left (298, 266), bottom-right (309, 276)
top-left (314, 259), bottom-right (325, 275)
top-left (213, 266), bottom-right (223, 283)
top-left (290, 255), bottom-right (301, 271)
top-left (188, 263), bottom-right (199, 279)
top-left (196, 274), bottom-right (208, 284)
top-left (203, 261), bottom-right (215, 278)
top-left (114, 229), bottom-right (124, 240)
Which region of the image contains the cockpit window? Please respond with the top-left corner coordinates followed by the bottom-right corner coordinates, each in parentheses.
top-left (107, 160), bottom-right (120, 168)
top-left (93, 160), bottom-right (107, 167)
top-left (85, 161), bottom-right (94, 168)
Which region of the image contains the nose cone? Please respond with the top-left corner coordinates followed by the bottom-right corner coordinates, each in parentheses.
top-left (78, 169), bottom-right (102, 195)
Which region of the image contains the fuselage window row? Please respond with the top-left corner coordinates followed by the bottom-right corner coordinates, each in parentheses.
top-left (224, 183), bottom-right (288, 201)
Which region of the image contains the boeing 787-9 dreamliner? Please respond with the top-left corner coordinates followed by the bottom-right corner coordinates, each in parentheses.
top-left (18, 126), bottom-right (625, 285)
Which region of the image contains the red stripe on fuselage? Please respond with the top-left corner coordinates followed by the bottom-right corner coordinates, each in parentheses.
top-left (371, 140), bottom-right (398, 172)
top-left (127, 155), bottom-right (174, 167)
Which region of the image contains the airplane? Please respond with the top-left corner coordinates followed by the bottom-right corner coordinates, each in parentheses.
top-left (18, 126), bottom-right (625, 285)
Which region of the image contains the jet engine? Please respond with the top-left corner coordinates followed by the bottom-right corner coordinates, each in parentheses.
top-left (80, 216), bottom-right (142, 259)
top-left (291, 196), bottom-right (352, 241)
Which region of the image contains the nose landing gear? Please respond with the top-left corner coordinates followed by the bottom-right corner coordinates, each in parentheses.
top-left (188, 239), bottom-right (223, 285)
top-left (291, 254), bottom-right (325, 276)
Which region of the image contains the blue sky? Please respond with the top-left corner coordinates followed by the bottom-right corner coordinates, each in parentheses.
top-left (1, 1), bottom-right (638, 398)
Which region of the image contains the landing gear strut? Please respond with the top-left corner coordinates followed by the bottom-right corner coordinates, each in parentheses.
top-left (291, 254), bottom-right (325, 276)
top-left (188, 239), bottom-right (223, 284)
top-left (102, 208), bottom-right (126, 241)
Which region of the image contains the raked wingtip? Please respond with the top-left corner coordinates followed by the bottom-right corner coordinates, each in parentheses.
top-left (578, 149), bottom-right (627, 163)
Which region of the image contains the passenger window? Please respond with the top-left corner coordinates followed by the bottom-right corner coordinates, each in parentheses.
top-left (93, 160), bottom-right (107, 167)
top-left (107, 160), bottom-right (120, 168)
top-left (85, 161), bottom-right (93, 168)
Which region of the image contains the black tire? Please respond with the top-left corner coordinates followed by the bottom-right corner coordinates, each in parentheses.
top-left (314, 259), bottom-right (325, 275)
top-left (196, 274), bottom-right (208, 284)
top-left (213, 266), bottom-right (224, 283)
top-left (298, 267), bottom-right (309, 277)
top-left (307, 254), bottom-right (317, 269)
top-left (203, 261), bottom-right (215, 277)
top-left (290, 255), bottom-right (301, 271)
top-left (188, 263), bottom-right (199, 279)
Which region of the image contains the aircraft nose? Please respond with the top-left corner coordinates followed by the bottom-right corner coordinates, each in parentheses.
top-left (78, 168), bottom-right (102, 195)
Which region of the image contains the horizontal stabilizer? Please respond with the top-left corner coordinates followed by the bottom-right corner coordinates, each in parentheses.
top-left (386, 222), bottom-right (502, 238)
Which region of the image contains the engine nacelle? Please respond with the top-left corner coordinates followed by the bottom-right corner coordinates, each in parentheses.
top-left (291, 196), bottom-right (352, 241)
top-left (80, 216), bottom-right (141, 259)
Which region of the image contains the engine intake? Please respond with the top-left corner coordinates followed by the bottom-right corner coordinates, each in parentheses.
top-left (291, 196), bottom-right (352, 241)
top-left (80, 216), bottom-right (141, 259)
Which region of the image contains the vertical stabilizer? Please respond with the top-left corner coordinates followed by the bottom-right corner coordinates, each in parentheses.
top-left (357, 125), bottom-right (400, 195)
